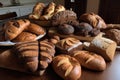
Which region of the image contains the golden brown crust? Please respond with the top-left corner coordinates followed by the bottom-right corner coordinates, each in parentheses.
top-left (12, 32), bottom-right (37, 42)
top-left (52, 55), bottom-right (81, 80)
top-left (79, 12), bottom-right (107, 29)
top-left (4, 19), bottom-right (30, 40)
top-left (56, 37), bottom-right (81, 52)
top-left (39, 2), bottom-right (56, 20)
top-left (71, 50), bottom-right (106, 71)
top-left (29, 2), bottom-right (45, 19)
top-left (15, 40), bottom-right (55, 74)
top-left (26, 23), bottom-right (45, 36)
top-left (54, 4), bottom-right (65, 14)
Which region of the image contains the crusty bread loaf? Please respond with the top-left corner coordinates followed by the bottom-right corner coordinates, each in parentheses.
top-left (15, 40), bottom-right (55, 75)
top-left (71, 50), bottom-right (106, 71)
top-left (89, 36), bottom-right (117, 61)
top-left (4, 19), bottom-right (30, 40)
top-left (79, 12), bottom-right (107, 29)
top-left (104, 29), bottom-right (120, 46)
top-left (39, 2), bottom-right (56, 20)
top-left (51, 10), bottom-right (77, 26)
top-left (12, 32), bottom-right (37, 42)
top-left (54, 4), bottom-right (65, 14)
top-left (56, 37), bottom-right (83, 54)
top-left (52, 55), bottom-right (81, 80)
top-left (26, 23), bottom-right (45, 36)
top-left (29, 2), bottom-right (45, 19)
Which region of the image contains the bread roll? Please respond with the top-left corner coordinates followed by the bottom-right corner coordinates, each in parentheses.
top-left (12, 32), bottom-right (37, 42)
top-left (71, 50), bottom-right (106, 71)
top-left (89, 36), bottom-right (117, 61)
top-left (39, 2), bottom-right (56, 20)
top-left (56, 37), bottom-right (83, 54)
top-left (52, 55), bottom-right (81, 80)
top-left (54, 4), bottom-right (65, 14)
top-left (4, 19), bottom-right (30, 40)
top-left (29, 2), bottom-right (45, 19)
top-left (26, 23), bottom-right (45, 36)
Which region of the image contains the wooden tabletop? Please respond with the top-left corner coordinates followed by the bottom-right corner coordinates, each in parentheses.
top-left (0, 46), bottom-right (120, 80)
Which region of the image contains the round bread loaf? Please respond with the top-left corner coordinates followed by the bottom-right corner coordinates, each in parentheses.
top-left (79, 12), bottom-right (107, 29)
top-left (52, 54), bottom-right (81, 80)
top-left (58, 24), bottom-right (74, 35)
top-left (51, 10), bottom-right (77, 26)
top-left (74, 22), bottom-right (93, 36)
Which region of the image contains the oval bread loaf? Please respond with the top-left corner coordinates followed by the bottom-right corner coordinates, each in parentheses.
top-left (52, 55), bottom-right (81, 80)
top-left (71, 50), bottom-right (106, 71)
top-left (4, 19), bottom-right (30, 40)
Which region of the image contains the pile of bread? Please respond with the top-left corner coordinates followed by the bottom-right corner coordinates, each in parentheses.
top-left (0, 2), bottom-right (120, 80)
top-left (0, 19), bottom-right (45, 42)
top-left (29, 2), bottom-right (65, 20)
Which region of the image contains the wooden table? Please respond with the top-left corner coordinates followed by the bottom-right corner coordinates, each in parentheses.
top-left (0, 46), bottom-right (120, 80)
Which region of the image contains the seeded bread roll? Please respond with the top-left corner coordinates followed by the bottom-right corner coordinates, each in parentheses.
top-left (52, 55), bottom-right (81, 80)
top-left (12, 32), bottom-right (37, 42)
top-left (71, 50), bottom-right (106, 71)
top-left (4, 19), bottom-right (30, 40)
top-left (51, 10), bottom-right (77, 26)
top-left (15, 40), bottom-right (55, 75)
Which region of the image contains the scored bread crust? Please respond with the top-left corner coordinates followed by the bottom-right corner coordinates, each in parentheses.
top-left (52, 55), bottom-right (81, 80)
top-left (4, 19), bottom-right (30, 40)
